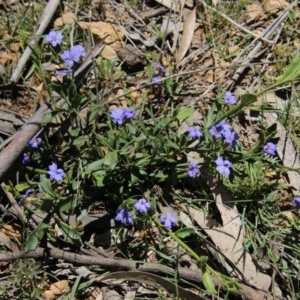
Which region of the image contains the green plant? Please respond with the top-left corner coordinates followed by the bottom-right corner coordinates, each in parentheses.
top-left (8, 259), bottom-right (45, 299)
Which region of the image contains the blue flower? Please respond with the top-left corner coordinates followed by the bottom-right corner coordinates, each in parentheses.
top-left (45, 30), bottom-right (63, 47)
top-left (153, 63), bottom-right (167, 74)
top-left (22, 153), bottom-right (30, 164)
top-left (24, 188), bottom-right (34, 198)
top-left (159, 212), bottom-right (177, 230)
top-left (187, 162), bottom-right (200, 178)
top-left (223, 130), bottom-right (239, 147)
top-left (263, 142), bottom-right (276, 156)
top-left (293, 197), bottom-right (300, 209)
top-left (29, 137), bottom-right (42, 149)
top-left (60, 50), bottom-right (74, 67)
top-left (110, 108), bottom-right (124, 124)
top-left (71, 45), bottom-right (87, 60)
top-left (115, 207), bottom-right (133, 225)
top-left (110, 107), bottom-right (136, 125)
top-left (152, 76), bottom-right (162, 85)
top-left (209, 120), bottom-right (230, 140)
top-left (123, 107), bottom-right (136, 119)
top-left (60, 45), bottom-right (87, 68)
top-left (224, 91), bottom-right (237, 105)
top-left (209, 125), bottom-right (222, 140)
top-left (48, 163), bottom-right (66, 182)
top-left (18, 188), bottom-right (34, 206)
top-left (134, 198), bottom-right (151, 213)
top-left (215, 157), bottom-right (232, 177)
top-left (187, 126), bottom-right (202, 139)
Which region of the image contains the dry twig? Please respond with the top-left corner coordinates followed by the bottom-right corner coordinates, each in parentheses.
top-left (10, 0), bottom-right (61, 82)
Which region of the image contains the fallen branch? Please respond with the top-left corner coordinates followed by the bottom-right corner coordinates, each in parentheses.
top-left (0, 246), bottom-right (278, 300)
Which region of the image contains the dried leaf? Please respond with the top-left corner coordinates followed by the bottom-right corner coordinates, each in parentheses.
top-left (54, 12), bottom-right (76, 26)
top-left (0, 52), bottom-right (13, 65)
top-left (116, 45), bottom-right (143, 69)
top-left (2, 223), bottom-right (21, 239)
top-left (262, 0), bottom-right (289, 15)
top-left (78, 21), bottom-right (124, 45)
top-left (10, 43), bottom-right (19, 53)
top-left (42, 280), bottom-right (70, 300)
top-left (245, 3), bottom-right (265, 20)
top-left (0, 231), bottom-right (14, 250)
top-left (33, 83), bottom-right (44, 94)
top-left (175, 7), bottom-right (196, 65)
top-left (101, 45), bottom-right (118, 60)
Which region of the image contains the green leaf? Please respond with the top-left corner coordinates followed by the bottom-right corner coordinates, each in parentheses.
top-left (262, 54), bottom-right (300, 93)
top-left (204, 102), bottom-right (218, 128)
top-left (24, 222), bottom-right (48, 252)
top-left (73, 136), bottom-right (88, 147)
top-left (165, 77), bottom-right (175, 96)
top-left (15, 183), bottom-right (31, 192)
top-left (165, 140), bottom-right (179, 150)
top-left (69, 128), bottom-right (80, 137)
top-left (87, 104), bottom-right (100, 123)
top-left (0, 285), bottom-right (6, 295)
top-left (58, 196), bottom-right (79, 212)
top-left (175, 107), bottom-right (195, 121)
top-left (77, 209), bottom-right (88, 223)
top-left (39, 175), bottom-right (55, 196)
top-left (240, 93), bottom-right (257, 107)
top-left (175, 227), bottom-right (195, 239)
top-left (56, 219), bottom-right (82, 244)
top-left (154, 249), bottom-right (176, 263)
top-left (84, 160), bottom-right (103, 173)
top-left (202, 269), bottom-right (217, 294)
top-left (126, 123), bottom-right (138, 135)
top-left (93, 170), bottom-right (106, 187)
top-left (154, 170), bottom-right (167, 180)
top-left (103, 151), bottom-right (118, 169)
top-left (69, 274), bottom-right (82, 298)
top-left (135, 156), bottom-right (150, 167)
top-left (130, 173), bottom-right (139, 185)
top-left (72, 179), bottom-right (81, 191)
top-left (41, 112), bottom-right (53, 124)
